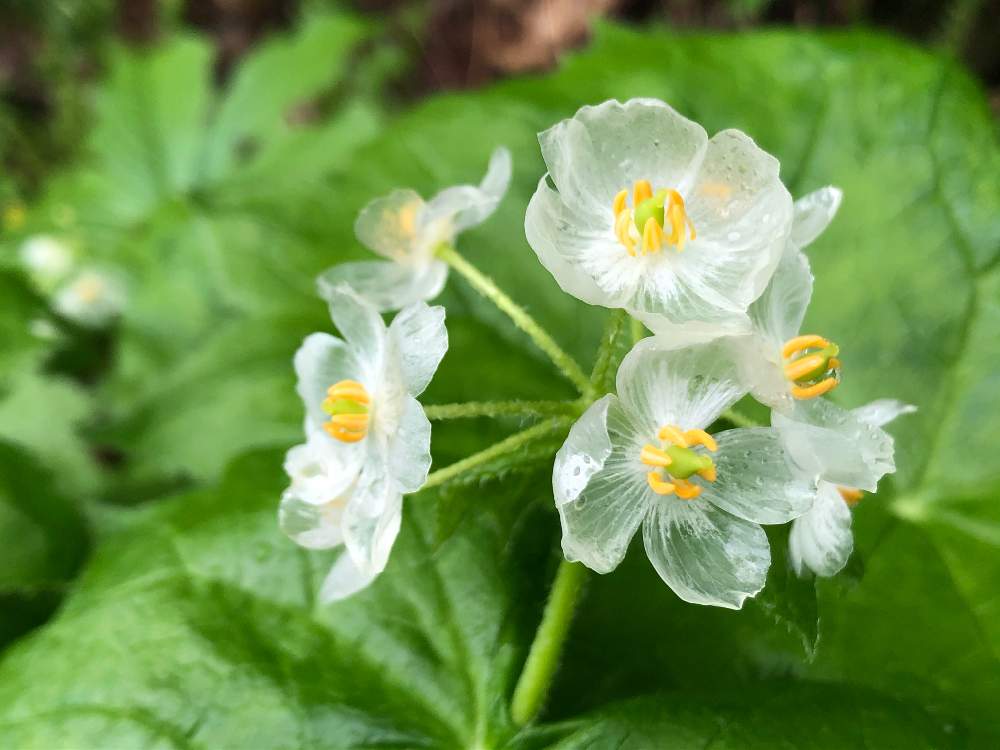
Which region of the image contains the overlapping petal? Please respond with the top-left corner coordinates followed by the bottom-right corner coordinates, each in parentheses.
top-left (790, 186), bottom-right (843, 249)
top-left (788, 482), bottom-right (854, 577)
top-left (424, 146), bottom-right (512, 232)
top-left (354, 188), bottom-right (425, 262)
top-left (386, 301), bottom-right (449, 396)
top-left (316, 260), bottom-right (448, 314)
top-left (642, 497), bottom-right (770, 609)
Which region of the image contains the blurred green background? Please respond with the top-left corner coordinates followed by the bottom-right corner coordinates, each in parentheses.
top-left (0, 2), bottom-right (997, 748)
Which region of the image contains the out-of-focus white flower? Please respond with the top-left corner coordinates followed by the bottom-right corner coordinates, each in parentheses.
top-left (279, 286), bottom-right (447, 600)
top-left (552, 337), bottom-right (815, 609)
top-left (734, 187), bottom-right (843, 412)
top-left (317, 147), bottom-right (512, 312)
top-left (525, 98), bottom-right (793, 343)
top-left (788, 400), bottom-right (915, 577)
top-left (53, 268), bottom-right (125, 328)
top-left (19, 235), bottom-right (74, 289)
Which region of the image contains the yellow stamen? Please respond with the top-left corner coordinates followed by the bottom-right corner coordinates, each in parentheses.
top-left (783, 353), bottom-right (827, 382)
top-left (643, 423), bottom-right (717, 500)
top-left (633, 179), bottom-right (653, 205)
top-left (657, 425), bottom-right (688, 447)
top-left (673, 479), bottom-right (702, 500)
top-left (322, 379), bottom-right (372, 443)
top-left (647, 471), bottom-right (676, 496)
top-left (641, 217), bottom-right (663, 254)
top-left (838, 487), bottom-right (864, 507)
top-left (790, 378), bottom-right (838, 399)
top-left (684, 429), bottom-right (717, 452)
top-left (640, 444), bottom-right (673, 468)
top-left (782, 335), bottom-right (830, 360)
top-left (610, 181), bottom-right (695, 256)
top-left (612, 189), bottom-right (629, 217)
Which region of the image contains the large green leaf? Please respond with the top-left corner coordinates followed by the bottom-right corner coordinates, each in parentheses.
top-left (0, 450), bottom-right (964, 748)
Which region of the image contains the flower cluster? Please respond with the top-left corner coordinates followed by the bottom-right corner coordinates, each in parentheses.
top-left (283, 97), bottom-right (912, 607)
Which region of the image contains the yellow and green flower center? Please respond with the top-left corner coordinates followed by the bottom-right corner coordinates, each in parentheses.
top-left (322, 380), bottom-right (371, 443)
top-left (639, 425), bottom-right (717, 500)
top-left (782, 334), bottom-right (841, 400)
top-left (612, 180), bottom-right (696, 257)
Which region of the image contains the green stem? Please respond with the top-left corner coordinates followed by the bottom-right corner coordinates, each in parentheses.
top-left (424, 400), bottom-right (579, 421)
top-left (422, 418), bottom-right (568, 491)
top-left (437, 244), bottom-right (592, 396)
top-left (589, 309), bottom-right (626, 392)
top-left (510, 559), bottom-right (588, 726)
top-left (721, 407), bottom-right (761, 429)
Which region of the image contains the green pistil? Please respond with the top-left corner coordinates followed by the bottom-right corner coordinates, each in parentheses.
top-left (793, 343), bottom-right (840, 383)
top-left (664, 444), bottom-right (714, 480)
top-left (633, 189), bottom-right (668, 233)
top-left (322, 398), bottom-right (369, 417)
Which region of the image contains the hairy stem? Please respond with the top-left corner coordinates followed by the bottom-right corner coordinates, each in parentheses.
top-left (510, 559), bottom-right (588, 726)
top-left (424, 400), bottom-right (579, 421)
top-left (589, 309), bottom-right (627, 392)
top-left (422, 418), bottom-right (569, 491)
top-left (437, 244), bottom-right (592, 396)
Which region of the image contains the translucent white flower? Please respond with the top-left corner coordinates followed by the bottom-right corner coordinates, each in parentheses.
top-left (552, 337), bottom-right (815, 609)
top-left (735, 187), bottom-right (843, 411)
top-left (788, 400), bottom-right (915, 577)
top-left (317, 147), bottom-right (512, 312)
top-left (525, 98), bottom-right (793, 343)
top-left (279, 286), bottom-right (447, 600)
top-left (19, 235), bottom-right (73, 289)
top-left (53, 268), bottom-right (126, 328)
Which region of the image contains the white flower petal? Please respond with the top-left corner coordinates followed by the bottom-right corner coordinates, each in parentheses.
top-left (354, 188), bottom-right (426, 262)
top-left (789, 482), bottom-right (853, 577)
top-left (790, 186), bottom-right (843, 249)
top-left (642, 498), bottom-right (770, 609)
top-left (700, 427), bottom-right (816, 524)
top-left (316, 259), bottom-right (448, 312)
top-left (293, 332), bottom-right (369, 433)
top-left (748, 248), bottom-right (813, 347)
top-left (319, 550), bottom-right (379, 602)
top-left (729, 334), bottom-right (792, 413)
top-left (386, 302), bottom-right (448, 396)
top-left (53, 269), bottom-right (126, 328)
top-left (773, 399), bottom-right (895, 492)
top-left (386, 395), bottom-right (432, 494)
top-left (278, 490), bottom-right (345, 550)
top-left (342, 481), bottom-right (403, 579)
top-left (553, 395), bottom-right (651, 574)
top-left (283, 431), bottom-right (362, 504)
top-left (851, 399), bottom-right (917, 429)
top-left (616, 337), bottom-right (746, 435)
top-left (683, 130), bottom-right (793, 312)
top-left (538, 98), bottom-right (708, 212)
top-left (324, 285), bottom-right (386, 368)
top-left (424, 146), bottom-right (512, 232)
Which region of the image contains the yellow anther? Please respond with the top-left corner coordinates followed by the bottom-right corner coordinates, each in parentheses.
top-left (657, 425), bottom-right (689, 447)
top-left (398, 203), bottom-right (418, 237)
top-left (633, 179), bottom-right (653, 205)
top-left (322, 379), bottom-right (372, 443)
top-left (610, 181), bottom-right (696, 256)
top-left (673, 479), bottom-right (702, 500)
top-left (641, 217), bottom-right (663, 254)
top-left (612, 189), bottom-right (629, 217)
top-left (782, 335), bottom-right (830, 360)
top-left (644, 424), bottom-right (717, 500)
top-left (838, 487), bottom-right (864, 507)
top-left (790, 378), bottom-right (839, 400)
top-left (684, 429), bottom-right (717, 452)
top-left (640, 444), bottom-right (672, 468)
top-left (647, 471), bottom-right (676, 496)
top-left (782, 334), bottom-right (841, 400)
top-left (783, 353), bottom-right (826, 383)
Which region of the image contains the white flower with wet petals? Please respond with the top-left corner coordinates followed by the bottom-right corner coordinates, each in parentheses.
top-left (788, 399), bottom-right (915, 577)
top-left (552, 337), bottom-right (815, 609)
top-left (279, 286), bottom-right (447, 600)
top-left (525, 99), bottom-right (793, 343)
top-left (317, 147), bottom-right (512, 312)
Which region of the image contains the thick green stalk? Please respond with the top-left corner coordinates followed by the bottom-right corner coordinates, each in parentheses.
top-left (589, 309), bottom-right (627, 392)
top-left (437, 244), bottom-right (592, 396)
top-left (721, 407), bottom-right (761, 429)
top-left (510, 559), bottom-right (588, 725)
